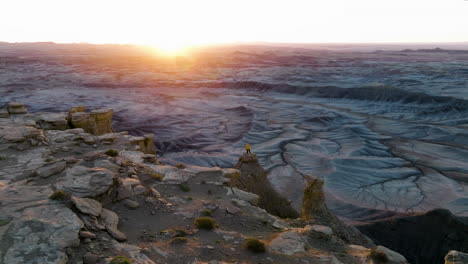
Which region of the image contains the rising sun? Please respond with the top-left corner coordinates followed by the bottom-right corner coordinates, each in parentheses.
top-left (148, 42), bottom-right (192, 56)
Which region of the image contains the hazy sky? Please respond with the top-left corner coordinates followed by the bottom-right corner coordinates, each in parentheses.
top-left (1, 0), bottom-right (468, 49)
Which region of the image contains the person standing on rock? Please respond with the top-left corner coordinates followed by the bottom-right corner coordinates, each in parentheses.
top-left (245, 143), bottom-right (251, 154)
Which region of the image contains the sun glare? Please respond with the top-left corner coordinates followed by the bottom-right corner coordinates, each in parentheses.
top-left (150, 42), bottom-right (191, 56)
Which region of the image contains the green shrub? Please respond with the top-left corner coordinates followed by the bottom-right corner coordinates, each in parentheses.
top-left (110, 256), bottom-right (132, 264)
top-left (151, 172), bottom-right (163, 181)
top-left (201, 209), bottom-right (212, 216)
top-left (0, 155), bottom-right (7, 161)
top-left (194, 217), bottom-right (217, 230)
top-left (175, 163), bottom-right (186, 169)
top-left (105, 149), bottom-right (119, 157)
top-left (368, 249), bottom-right (389, 263)
top-left (49, 190), bottom-right (69, 200)
top-left (170, 237), bottom-right (188, 244)
top-left (179, 184), bottom-right (191, 192)
top-left (0, 219), bottom-right (10, 226)
top-left (243, 237), bottom-right (266, 253)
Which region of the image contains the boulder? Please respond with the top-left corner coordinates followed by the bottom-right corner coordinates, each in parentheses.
top-left (35, 112), bottom-right (69, 130)
top-left (0, 108), bottom-right (9, 118)
top-left (445, 250), bottom-right (468, 264)
top-left (311, 225), bottom-right (333, 236)
top-left (99, 208), bottom-right (119, 229)
top-left (0, 125), bottom-right (46, 144)
top-left (0, 184), bottom-right (83, 264)
top-left (36, 161), bottom-right (67, 178)
top-left (112, 242), bottom-right (156, 264)
top-left (269, 231), bottom-right (306, 255)
top-left (71, 196), bottom-right (103, 216)
top-left (375, 246), bottom-right (409, 264)
top-left (107, 226), bottom-right (127, 241)
top-left (127, 133), bottom-right (157, 154)
top-left (7, 102), bottom-right (27, 114)
top-left (123, 199), bottom-right (140, 209)
top-left (69, 108), bottom-right (114, 135)
top-left (225, 187), bottom-right (260, 205)
top-left (55, 165), bottom-right (117, 197)
top-left (99, 208), bottom-right (127, 241)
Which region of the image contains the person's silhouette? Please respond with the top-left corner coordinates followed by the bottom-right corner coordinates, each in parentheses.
top-left (245, 143), bottom-right (251, 154)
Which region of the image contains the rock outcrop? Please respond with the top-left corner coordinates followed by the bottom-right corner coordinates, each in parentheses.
top-left (445, 250), bottom-right (468, 264)
top-left (231, 153), bottom-right (299, 218)
top-left (358, 208), bottom-right (468, 264)
top-left (69, 107), bottom-right (114, 135)
top-left (6, 102), bottom-right (28, 114)
top-left (302, 176), bottom-right (375, 247)
top-left (0, 103), bottom-right (420, 264)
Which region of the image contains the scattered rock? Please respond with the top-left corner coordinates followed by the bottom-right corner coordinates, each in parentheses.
top-left (7, 102), bottom-right (27, 114)
top-left (311, 225), bottom-right (333, 236)
top-left (123, 198), bottom-right (140, 209)
top-left (71, 196), bottom-right (103, 216)
top-left (100, 208), bottom-right (119, 229)
top-left (226, 187), bottom-right (259, 205)
top-left (445, 250), bottom-right (468, 264)
top-left (55, 166), bottom-right (117, 197)
top-left (375, 245), bottom-right (410, 264)
top-left (36, 161), bottom-right (67, 178)
top-left (83, 252), bottom-right (100, 264)
top-left (269, 231), bottom-right (306, 255)
top-left (0, 108), bottom-right (9, 118)
top-left (107, 226), bottom-right (127, 241)
top-left (80, 230), bottom-right (97, 239)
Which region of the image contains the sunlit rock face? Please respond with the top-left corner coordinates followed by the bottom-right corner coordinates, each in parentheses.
top-left (1, 43), bottom-right (468, 221)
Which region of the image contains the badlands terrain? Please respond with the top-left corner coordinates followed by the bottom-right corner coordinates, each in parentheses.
top-left (1, 42), bottom-right (468, 221)
top-left (1, 42), bottom-right (468, 263)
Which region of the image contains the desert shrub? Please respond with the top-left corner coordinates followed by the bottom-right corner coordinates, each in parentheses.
top-left (49, 190), bottom-right (69, 200)
top-left (151, 172), bottom-right (163, 181)
top-left (224, 171), bottom-right (240, 179)
top-left (179, 184), bottom-right (191, 192)
top-left (194, 217), bottom-right (217, 230)
top-left (105, 149), bottom-right (119, 157)
top-left (175, 163), bottom-right (186, 169)
top-left (201, 209), bottom-right (212, 216)
top-left (368, 249), bottom-right (389, 263)
top-left (243, 237), bottom-right (266, 253)
top-left (162, 228), bottom-right (189, 238)
top-left (110, 256), bottom-right (132, 264)
top-left (170, 237), bottom-right (188, 244)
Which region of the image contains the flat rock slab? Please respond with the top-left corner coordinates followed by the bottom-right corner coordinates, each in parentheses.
top-left (71, 196), bottom-right (103, 216)
top-left (269, 231), bottom-right (306, 255)
top-left (36, 161), bottom-right (67, 178)
top-left (55, 165), bottom-right (116, 198)
top-left (0, 183), bottom-right (83, 264)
